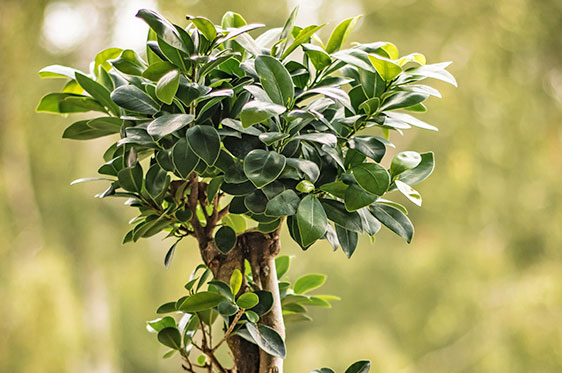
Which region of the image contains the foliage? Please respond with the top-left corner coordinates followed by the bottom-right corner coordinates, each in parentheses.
top-left (36, 5), bottom-right (453, 372)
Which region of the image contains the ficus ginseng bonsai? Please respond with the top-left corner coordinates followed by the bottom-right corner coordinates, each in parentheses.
top-left (37, 6), bottom-right (455, 373)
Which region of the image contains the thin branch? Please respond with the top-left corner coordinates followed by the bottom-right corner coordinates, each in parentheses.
top-left (212, 309), bottom-right (244, 352)
top-left (187, 173), bottom-right (206, 242)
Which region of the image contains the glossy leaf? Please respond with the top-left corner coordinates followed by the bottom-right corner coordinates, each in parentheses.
top-left (294, 274), bottom-right (326, 294)
top-left (255, 55), bottom-right (294, 106)
top-left (396, 152), bottom-right (435, 186)
top-left (236, 292), bottom-right (259, 309)
top-left (244, 150), bottom-right (286, 188)
top-left (157, 327), bottom-right (182, 350)
top-left (325, 16), bottom-right (361, 53)
top-left (186, 126), bottom-right (221, 166)
top-left (147, 114), bottom-right (194, 137)
top-left (215, 226), bottom-right (237, 254)
top-left (155, 69), bottom-right (180, 104)
top-left (110, 85), bottom-right (160, 114)
top-left (390, 151), bottom-right (421, 177)
top-left (296, 195), bottom-right (328, 247)
top-left (368, 54), bottom-right (402, 82)
top-left (75, 73), bottom-right (120, 115)
top-left (246, 323), bottom-right (286, 358)
top-left (240, 100), bottom-right (286, 128)
top-left (179, 292), bottom-right (226, 313)
top-left (395, 180), bottom-right (422, 206)
top-left (265, 189), bottom-right (300, 216)
top-left (172, 138), bottom-right (199, 178)
top-left (352, 163), bottom-right (390, 196)
top-left (345, 360), bottom-right (371, 373)
top-left (336, 225), bottom-right (358, 258)
top-left (136, 9), bottom-right (190, 53)
top-left (230, 269), bottom-right (243, 296)
top-left (370, 204), bottom-right (414, 243)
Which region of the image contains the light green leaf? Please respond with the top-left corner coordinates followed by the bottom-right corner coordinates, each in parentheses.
top-left (368, 54), bottom-right (402, 82)
top-left (294, 274), bottom-right (326, 294)
top-left (325, 16), bottom-right (361, 54)
top-left (236, 292), bottom-right (259, 309)
top-left (189, 16), bottom-right (217, 41)
top-left (109, 49), bottom-right (147, 75)
top-left (230, 269), bottom-right (243, 295)
top-left (156, 69), bottom-right (180, 104)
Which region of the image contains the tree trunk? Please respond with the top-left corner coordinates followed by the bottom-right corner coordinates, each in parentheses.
top-left (200, 230), bottom-right (285, 373)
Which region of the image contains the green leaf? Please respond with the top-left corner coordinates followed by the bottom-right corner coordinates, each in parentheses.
top-left (277, 6), bottom-right (299, 57)
top-left (275, 256), bottom-right (290, 279)
top-left (215, 226), bottom-right (237, 254)
top-left (109, 49), bottom-right (147, 75)
top-left (62, 120), bottom-right (115, 140)
top-left (325, 16), bottom-right (361, 53)
top-left (282, 24), bottom-right (325, 59)
top-left (172, 138), bottom-right (200, 178)
top-left (245, 310), bottom-right (260, 323)
top-left (336, 225), bottom-right (358, 258)
top-left (265, 190), bottom-right (300, 216)
top-left (395, 180), bottom-right (422, 206)
top-left (390, 151), bottom-right (422, 177)
top-left (345, 360), bottom-right (371, 373)
top-left (94, 47), bottom-right (123, 74)
top-left (157, 327), bottom-right (182, 350)
top-left (320, 199), bottom-right (363, 231)
top-left (244, 150), bottom-right (286, 188)
top-left (296, 180), bottom-right (315, 193)
top-left (145, 163), bottom-right (168, 199)
top-left (218, 301), bottom-right (239, 316)
top-left (250, 290), bottom-right (274, 316)
top-left (74, 73), bottom-right (120, 115)
top-left (136, 9), bottom-right (191, 53)
top-left (370, 204), bottom-right (414, 243)
top-left (287, 158), bottom-right (320, 182)
top-left (230, 269), bottom-right (243, 295)
top-left (300, 87), bottom-right (354, 113)
top-left (155, 69), bottom-right (180, 104)
top-left (294, 274), bottom-right (326, 294)
top-left (368, 54), bottom-right (402, 81)
top-left (142, 61), bottom-right (177, 81)
top-left (319, 181), bottom-right (348, 199)
top-left (36, 93), bottom-right (105, 114)
top-left (245, 190), bottom-right (268, 214)
top-left (110, 86), bottom-right (160, 114)
top-left (259, 132), bottom-right (289, 146)
top-left (164, 241), bottom-right (177, 269)
top-left (147, 114), bottom-right (194, 137)
top-left (352, 163), bottom-right (390, 196)
top-left (117, 163), bottom-right (143, 192)
top-left (385, 111), bottom-right (437, 131)
top-left (302, 44), bottom-right (331, 70)
top-left (87, 117), bottom-right (122, 132)
top-left (240, 100), bottom-right (286, 128)
top-left (255, 55), bottom-right (294, 106)
top-left (348, 136), bottom-right (386, 163)
top-left (296, 195), bottom-right (328, 247)
top-left (344, 184), bottom-right (378, 212)
top-left (147, 316), bottom-right (176, 333)
top-left (156, 302), bottom-right (177, 314)
top-left (293, 133), bottom-right (337, 147)
top-left (333, 49), bottom-right (375, 72)
top-left (236, 292), bottom-right (259, 309)
top-left (396, 152), bottom-right (434, 187)
top-left (189, 16), bottom-right (217, 41)
top-left (38, 64), bottom-right (82, 79)
top-left (406, 62), bottom-right (457, 87)
top-left (186, 126), bottom-right (221, 166)
top-left (246, 323), bottom-right (286, 358)
top-left (179, 291), bottom-right (226, 313)
top-left (380, 92), bottom-right (428, 111)
top-left (312, 368), bottom-right (335, 373)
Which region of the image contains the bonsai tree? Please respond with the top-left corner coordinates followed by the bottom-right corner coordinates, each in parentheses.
top-left (37, 7), bottom-right (455, 373)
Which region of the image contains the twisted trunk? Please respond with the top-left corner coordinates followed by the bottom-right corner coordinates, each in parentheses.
top-left (200, 230), bottom-right (285, 373)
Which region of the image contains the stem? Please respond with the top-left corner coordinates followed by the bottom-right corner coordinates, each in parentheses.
top-left (213, 309), bottom-right (245, 352)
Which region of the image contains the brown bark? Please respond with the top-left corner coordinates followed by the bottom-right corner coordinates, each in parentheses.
top-left (199, 230), bottom-right (285, 373)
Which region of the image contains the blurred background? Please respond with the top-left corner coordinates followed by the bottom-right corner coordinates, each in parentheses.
top-left (1, 0), bottom-right (561, 372)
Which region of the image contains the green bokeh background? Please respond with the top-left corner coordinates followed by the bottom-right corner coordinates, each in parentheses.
top-left (1, 0), bottom-right (561, 372)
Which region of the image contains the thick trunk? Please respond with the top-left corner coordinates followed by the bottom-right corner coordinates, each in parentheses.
top-left (200, 230), bottom-right (285, 373)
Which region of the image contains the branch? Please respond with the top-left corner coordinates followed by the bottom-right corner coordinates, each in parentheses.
top-left (198, 316), bottom-right (228, 373)
top-left (212, 309), bottom-right (245, 352)
top-left (187, 173), bottom-right (206, 243)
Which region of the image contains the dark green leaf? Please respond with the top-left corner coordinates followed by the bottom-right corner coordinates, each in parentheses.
top-left (62, 120), bottom-right (116, 140)
top-left (172, 138), bottom-right (200, 178)
top-left (147, 316), bottom-right (176, 333)
top-left (348, 136), bottom-right (386, 163)
top-left (265, 189), bottom-right (300, 216)
top-left (345, 360), bottom-right (371, 373)
top-left (157, 327), bottom-right (182, 350)
top-left (244, 150), bottom-right (286, 188)
top-left (179, 291), bottom-right (226, 313)
top-left (75, 73), bottom-right (120, 115)
top-left (186, 126), bottom-right (221, 166)
top-left (215, 226), bottom-right (237, 254)
top-left (147, 114), bottom-right (195, 137)
top-left (370, 204), bottom-right (414, 243)
top-left (352, 163), bottom-right (390, 196)
top-left (136, 9), bottom-right (191, 53)
top-left (117, 163), bottom-right (143, 192)
top-left (246, 323), bottom-right (286, 358)
top-left (336, 225), bottom-right (358, 258)
top-left (296, 195), bottom-right (328, 247)
top-left (110, 85), bottom-right (160, 114)
top-left (255, 55), bottom-right (294, 106)
top-left (240, 100), bottom-right (286, 128)
top-left (344, 184), bottom-right (378, 212)
top-left (396, 152), bottom-right (435, 187)
top-left (320, 199), bottom-right (363, 231)
top-left (380, 92), bottom-right (428, 111)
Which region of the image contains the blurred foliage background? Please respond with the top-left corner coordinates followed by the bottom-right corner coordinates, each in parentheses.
top-left (1, 0), bottom-right (561, 372)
